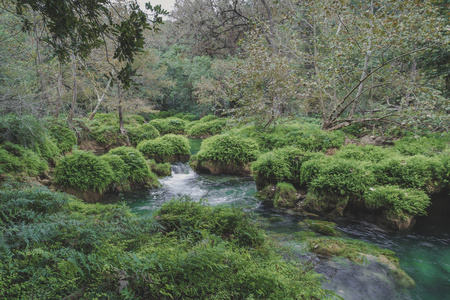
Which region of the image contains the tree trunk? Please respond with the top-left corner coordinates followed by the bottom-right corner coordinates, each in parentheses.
top-left (54, 62), bottom-right (63, 117)
top-left (89, 76), bottom-right (113, 120)
top-left (68, 52), bottom-right (77, 128)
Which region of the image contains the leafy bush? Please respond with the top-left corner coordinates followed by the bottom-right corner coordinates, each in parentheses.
top-left (364, 185), bottom-right (430, 218)
top-left (137, 134), bottom-right (190, 163)
top-left (187, 118), bottom-right (227, 137)
top-left (0, 114), bottom-right (47, 148)
top-left (335, 144), bottom-right (395, 163)
top-left (0, 143), bottom-right (48, 176)
top-left (55, 150), bottom-right (114, 193)
top-left (173, 112), bottom-right (198, 121)
top-left (125, 123), bottom-right (160, 146)
top-left (199, 115), bottom-right (218, 122)
top-left (195, 134), bottom-right (260, 166)
top-left (48, 123), bottom-right (77, 153)
top-left (101, 154), bottom-right (128, 184)
top-left (33, 137), bottom-right (60, 162)
top-left (274, 182), bottom-right (297, 208)
top-left (108, 146), bottom-right (158, 187)
top-left (149, 117), bottom-right (187, 134)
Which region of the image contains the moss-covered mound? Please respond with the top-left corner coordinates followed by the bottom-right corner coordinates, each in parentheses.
top-left (149, 117), bottom-right (187, 135)
top-left (230, 121), bottom-right (345, 152)
top-left (55, 150), bottom-right (114, 194)
top-left (252, 147), bottom-right (324, 189)
top-left (125, 123), bottom-right (160, 146)
top-left (274, 182), bottom-right (297, 208)
top-left (187, 118), bottom-right (228, 138)
top-left (191, 134), bottom-right (260, 175)
top-left (108, 146), bottom-right (159, 188)
top-left (0, 142), bottom-right (48, 177)
top-left (148, 159), bottom-right (171, 177)
top-left (0, 185), bottom-right (328, 299)
top-left (48, 123), bottom-right (77, 153)
top-left (137, 134), bottom-right (191, 163)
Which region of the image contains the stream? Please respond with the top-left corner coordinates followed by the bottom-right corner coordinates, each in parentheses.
top-left (102, 140), bottom-right (450, 299)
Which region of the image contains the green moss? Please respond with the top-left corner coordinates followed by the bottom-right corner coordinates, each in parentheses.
top-left (195, 134), bottom-right (260, 166)
top-left (137, 134), bottom-right (190, 163)
top-left (335, 144), bottom-right (396, 163)
top-left (199, 115), bottom-right (218, 122)
top-left (125, 123), bottom-right (160, 146)
top-left (108, 146), bottom-right (159, 187)
top-left (148, 159), bottom-right (171, 177)
top-left (394, 133), bottom-right (450, 156)
top-left (55, 150), bottom-right (114, 193)
top-left (187, 118), bottom-right (227, 137)
top-left (372, 155), bottom-right (446, 192)
top-left (252, 147), bottom-right (325, 189)
top-left (149, 117), bottom-right (187, 135)
top-left (364, 185), bottom-right (430, 218)
top-left (48, 123), bottom-right (77, 153)
top-left (274, 182), bottom-right (297, 208)
top-left (299, 219), bottom-right (341, 237)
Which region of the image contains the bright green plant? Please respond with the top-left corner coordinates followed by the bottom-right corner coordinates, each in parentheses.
top-left (108, 146), bottom-right (158, 187)
top-left (101, 154), bottom-right (128, 184)
top-left (148, 159), bottom-right (172, 177)
top-left (48, 123), bottom-right (77, 153)
top-left (125, 123), bottom-right (160, 146)
top-left (274, 182), bottom-right (297, 208)
top-left (394, 133), bottom-right (450, 156)
top-left (335, 144), bottom-right (396, 163)
top-left (137, 134), bottom-right (190, 162)
top-left (199, 115), bottom-right (217, 122)
top-left (195, 134), bottom-right (260, 166)
top-left (364, 185), bottom-right (430, 218)
top-left (55, 150), bottom-right (114, 193)
top-left (0, 143), bottom-right (48, 176)
top-left (149, 117), bottom-right (187, 134)
top-left (187, 118), bottom-right (227, 137)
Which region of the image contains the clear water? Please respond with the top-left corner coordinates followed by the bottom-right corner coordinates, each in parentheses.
top-left (102, 139), bottom-right (450, 299)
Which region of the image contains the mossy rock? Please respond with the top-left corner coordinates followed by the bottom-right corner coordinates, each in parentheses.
top-left (137, 134), bottom-right (190, 163)
top-left (192, 134), bottom-right (259, 176)
top-left (256, 185), bottom-right (276, 200)
top-left (55, 150), bottom-right (114, 194)
top-left (298, 219), bottom-right (341, 237)
top-left (148, 159), bottom-right (171, 177)
top-left (125, 123), bottom-right (160, 146)
top-left (274, 182), bottom-right (297, 208)
top-left (187, 118), bottom-right (227, 138)
top-left (306, 236), bottom-right (415, 289)
top-left (149, 118), bottom-right (187, 135)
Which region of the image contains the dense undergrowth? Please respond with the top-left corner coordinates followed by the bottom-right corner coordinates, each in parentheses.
top-left (0, 184), bottom-right (329, 299)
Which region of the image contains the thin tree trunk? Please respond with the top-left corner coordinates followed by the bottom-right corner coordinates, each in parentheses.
top-left (68, 52), bottom-right (77, 128)
top-left (89, 76), bottom-right (113, 120)
top-left (54, 62), bottom-right (63, 117)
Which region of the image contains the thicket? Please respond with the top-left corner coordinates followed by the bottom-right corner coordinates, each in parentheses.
top-left (394, 133), bottom-right (450, 156)
top-left (124, 123), bottom-right (160, 146)
top-left (0, 185), bottom-right (328, 299)
top-left (47, 122), bottom-right (77, 153)
top-left (137, 134), bottom-right (190, 163)
top-left (194, 134), bottom-right (260, 166)
top-left (0, 143), bottom-right (48, 177)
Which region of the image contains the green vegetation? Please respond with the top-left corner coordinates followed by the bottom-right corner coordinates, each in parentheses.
top-left (187, 118), bottom-right (228, 137)
top-left (274, 182), bottom-right (297, 208)
top-left (137, 134), bottom-right (190, 163)
top-left (394, 133), bottom-right (450, 156)
top-left (298, 219), bottom-right (341, 237)
top-left (108, 146), bottom-right (159, 187)
top-left (148, 159), bottom-right (171, 177)
top-left (0, 142), bottom-right (48, 176)
top-left (55, 150), bottom-right (114, 193)
top-left (195, 134), bottom-right (260, 166)
top-left (48, 123), bottom-right (77, 153)
top-left (149, 117), bottom-right (187, 135)
top-left (0, 185), bottom-right (328, 299)
top-left (125, 123), bottom-right (160, 146)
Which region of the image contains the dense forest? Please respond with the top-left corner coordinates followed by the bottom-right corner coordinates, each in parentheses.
top-left (0, 0), bottom-right (449, 299)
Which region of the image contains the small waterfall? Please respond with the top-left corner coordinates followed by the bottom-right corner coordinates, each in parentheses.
top-left (171, 162), bottom-right (194, 175)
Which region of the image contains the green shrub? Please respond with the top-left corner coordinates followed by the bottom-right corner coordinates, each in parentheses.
top-left (33, 137), bottom-right (60, 162)
top-left (364, 185), bottom-right (430, 218)
top-left (274, 182), bottom-right (297, 208)
top-left (125, 123), bottom-right (160, 146)
top-left (0, 143), bottom-right (48, 176)
top-left (394, 133), bottom-right (450, 156)
top-left (48, 123), bottom-right (77, 153)
top-left (173, 112), bottom-right (198, 121)
top-left (55, 150), bottom-right (114, 193)
top-left (148, 159), bottom-right (172, 177)
top-left (137, 134), bottom-right (190, 163)
top-left (196, 134), bottom-right (260, 166)
top-left (149, 117), bottom-right (187, 134)
top-left (335, 144), bottom-right (396, 163)
top-left (187, 118), bottom-right (227, 137)
top-left (252, 147), bottom-right (324, 189)
top-left (185, 120), bottom-right (199, 132)
top-left (101, 154), bottom-right (128, 184)
top-left (108, 146), bottom-right (158, 187)
top-left (372, 155), bottom-right (445, 192)
top-left (0, 114), bottom-right (47, 148)
top-left (199, 115), bottom-right (218, 122)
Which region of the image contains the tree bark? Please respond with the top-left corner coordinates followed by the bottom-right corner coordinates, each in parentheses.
top-left (68, 52), bottom-right (77, 128)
